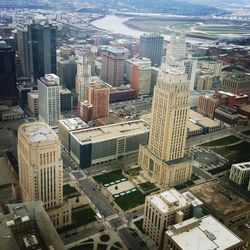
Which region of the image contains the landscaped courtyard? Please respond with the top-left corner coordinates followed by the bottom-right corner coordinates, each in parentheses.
top-left (93, 169), bottom-right (126, 186)
top-left (201, 135), bottom-right (241, 147)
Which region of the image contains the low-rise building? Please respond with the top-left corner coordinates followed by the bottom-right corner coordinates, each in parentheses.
top-left (143, 189), bottom-right (203, 248)
top-left (214, 105), bottom-right (239, 127)
top-left (109, 85), bottom-right (136, 103)
top-left (69, 120), bottom-right (149, 169)
top-left (58, 117), bottom-right (88, 152)
top-left (0, 105), bottom-right (24, 122)
top-left (230, 161), bottom-right (250, 185)
top-left (163, 215), bottom-right (244, 250)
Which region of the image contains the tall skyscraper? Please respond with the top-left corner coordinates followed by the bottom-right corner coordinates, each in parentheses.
top-left (28, 22), bottom-right (57, 84)
top-left (138, 64), bottom-right (192, 188)
top-left (85, 80), bottom-right (110, 119)
top-left (166, 33), bottom-right (197, 90)
top-left (57, 58), bottom-right (77, 90)
top-left (18, 122), bottom-right (63, 210)
top-left (0, 41), bottom-right (17, 105)
top-left (101, 47), bottom-right (125, 87)
top-left (38, 74), bottom-right (60, 126)
top-left (139, 33), bottom-right (164, 67)
top-left (17, 25), bottom-right (31, 77)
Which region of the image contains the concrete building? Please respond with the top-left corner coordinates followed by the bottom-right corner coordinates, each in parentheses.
top-left (139, 33), bottom-right (164, 67)
top-left (58, 117), bottom-right (88, 151)
top-left (126, 57), bottom-right (151, 83)
top-left (18, 122), bottom-right (63, 209)
top-left (59, 45), bottom-right (72, 59)
top-left (138, 64), bottom-right (192, 189)
top-left (214, 105), bottom-right (239, 127)
top-left (0, 105), bottom-right (24, 122)
top-left (60, 88), bottom-right (72, 111)
top-left (38, 74), bottom-right (61, 126)
top-left (150, 67), bottom-right (160, 94)
top-left (0, 201), bottom-right (66, 250)
top-left (57, 58), bottom-right (77, 90)
top-left (28, 23), bottom-right (57, 84)
top-left (196, 69), bottom-right (214, 91)
top-left (230, 162), bottom-right (250, 185)
top-left (69, 120), bottom-right (149, 169)
top-left (101, 47), bottom-right (125, 86)
top-left (85, 81), bottom-right (110, 120)
top-left (131, 65), bottom-right (151, 96)
top-left (110, 85), bottom-right (136, 103)
top-left (220, 74), bottom-right (250, 96)
top-left (163, 215), bottom-right (244, 250)
top-left (143, 189), bottom-right (203, 247)
top-left (202, 61), bottom-right (222, 77)
top-left (27, 91), bottom-right (38, 116)
top-left (197, 94), bottom-right (220, 118)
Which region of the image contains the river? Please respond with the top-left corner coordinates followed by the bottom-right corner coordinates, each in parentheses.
top-left (91, 15), bottom-right (213, 44)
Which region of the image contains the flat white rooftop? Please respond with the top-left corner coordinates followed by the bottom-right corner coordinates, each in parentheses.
top-left (189, 110), bottom-right (220, 128)
top-left (148, 189), bottom-right (189, 214)
top-left (59, 118), bottom-right (88, 131)
top-left (20, 122), bottom-right (58, 143)
top-left (167, 215), bottom-right (242, 250)
top-left (71, 120), bottom-right (149, 144)
top-left (182, 192), bottom-right (203, 207)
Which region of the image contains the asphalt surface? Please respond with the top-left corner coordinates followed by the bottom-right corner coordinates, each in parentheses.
top-left (119, 227), bottom-right (149, 250)
top-left (79, 178), bottom-right (115, 217)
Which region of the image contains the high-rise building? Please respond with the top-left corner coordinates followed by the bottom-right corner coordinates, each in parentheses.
top-left (57, 58), bottom-right (77, 90)
top-left (85, 80), bottom-right (110, 119)
top-left (138, 64), bottom-right (192, 188)
top-left (18, 122), bottom-right (63, 210)
top-left (38, 74), bottom-right (60, 126)
top-left (196, 68), bottom-right (214, 91)
top-left (139, 33), bottom-right (164, 67)
top-left (100, 47), bottom-right (125, 86)
top-left (27, 90), bottom-right (39, 116)
top-left (28, 23), bottom-right (57, 84)
top-left (17, 25), bottom-right (31, 77)
top-left (0, 41), bottom-right (17, 105)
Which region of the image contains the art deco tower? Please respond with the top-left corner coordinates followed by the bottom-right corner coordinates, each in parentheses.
top-left (138, 64), bottom-right (192, 188)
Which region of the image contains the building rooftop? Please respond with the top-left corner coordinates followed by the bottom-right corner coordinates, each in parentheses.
top-left (232, 161), bottom-right (250, 170)
top-left (59, 117), bottom-right (88, 131)
top-left (39, 74), bottom-right (60, 87)
top-left (19, 122), bottom-right (58, 143)
top-left (60, 88), bottom-right (72, 94)
top-left (148, 189), bottom-right (190, 214)
top-left (161, 64), bottom-right (185, 75)
top-left (28, 91), bottom-right (38, 98)
top-left (71, 120), bottom-right (149, 144)
top-left (106, 47), bottom-right (125, 55)
top-left (0, 201), bottom-right (66, 250)
top-left (166, 215), bottom-right (243, 250)
top-left (240, 104), bottom-right (250, 113)
top-left (189, 110), bottom-right (220, 128)
top-left (188, 120), bottom-right (203, 132)
top-left (182, 192), bottom-right (203, 207)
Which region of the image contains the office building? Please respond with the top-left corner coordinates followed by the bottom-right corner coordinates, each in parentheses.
top-left (57, 58), bottom-right (77, 90)
top-left (85, 81), bottom-right (110, 120)
top-left (17, 25), bottom-right (31, 77)
top-left (139, 33), bottom-right (164, 67)
top-left (230, 162), bottom-right (250, 185)
top-left (60, 88), bottom-right (72, 111)
top-left (59, 45), bottom-right (72, 59)
top-left (101, 47), bottom-right (125, 86)
top-left (220, 74), bottom-right (250, 96)
top-left (214, 105), bottom-right (239, 127)
top-left (138, 64), bottom-right (192, 188)
top-left (58, 117), bottom-right (88, 151)
top-left (143, 189), bottom-right (203, 247)
top-left (0, 41), bottom-right (17, 105)
top-left (163, 215), bottom-right (244, 250)
top-left (38, 74), bottom-right (60, 126)
top-left (69, 120), bottom-right (149, 169)
top-left (197, 94), bottom-right (220, 118)
top-left (28, 23), bottom-right (57, 84)
top-left (196, 69), bottom-right (214, 91)
top-left (18, 122), bottom-right (63, 209)
top-left (0, 201), bottom-right (66, 250)
top-left (110, 85), bottom-right (136, 103)
top-left (17, 83), bottom-right (32, 109)
top-left (126, 57), bottom-right (151, 83)
top-left (27, 91), bottom-right (38, 116)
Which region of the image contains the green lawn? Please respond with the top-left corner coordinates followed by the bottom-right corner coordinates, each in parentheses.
top-left (174, 180), bottom-right (195, 191)
top-left (58, 207), bottom-right (96, 233)
top-left (63, 184), bottom-right (79, 197)
top-left (93, 169), bottom-right (126, 185)
top-left (139, 181), bottom-right (159, 193)
top-left (124, 167), bottom-right (141, 176)
top-left (242, 130), bottom-right (250, 136)
top-left (201, 135), bottom-right (241, 147)
top-left (212, 141), bottom-right (250, 165)
top-left (114, 189), bottom-right (145, 211)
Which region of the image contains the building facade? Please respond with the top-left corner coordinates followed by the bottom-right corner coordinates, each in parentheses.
top-left (139, 33), bottom-right (164, 67)
top-left (230, 162), bottom-right (250, 185)
top-left (138, 64), bottom-right (192, 188)
top-left (28, 23), bottom-right (57, 84)
top-left (0, 41), bottom-right (17, 105)
top-left (101, 47), bottom-right (125, 86)
top-left (18, 122), bottom-right (63, 210)
top-left (38, 74), bottom-right (60, 126)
